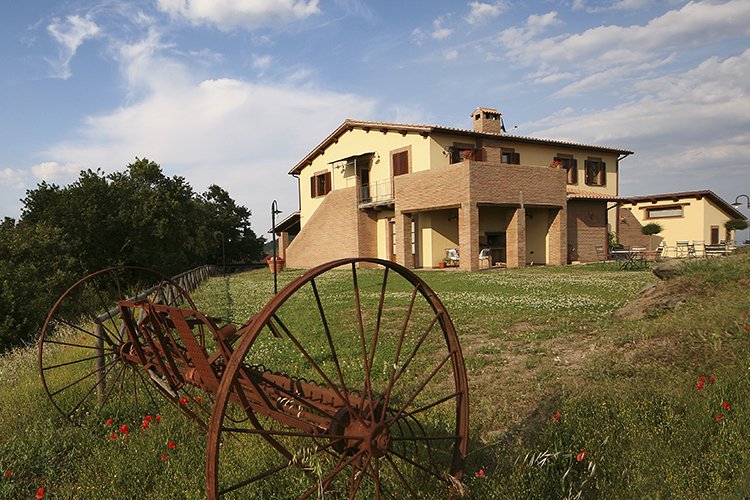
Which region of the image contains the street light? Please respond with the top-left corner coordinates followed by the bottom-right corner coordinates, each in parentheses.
top-left (732, 195), bottom-right (750, 245)
top-left (271, 200), bottom-right (283, 294)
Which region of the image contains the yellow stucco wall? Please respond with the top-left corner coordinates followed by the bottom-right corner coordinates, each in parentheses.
top-left (627, 197), bottom-right (735, 245)
top-left (525, 208), bottom-right (548, 264)
top-left (419, 209), bottom-right (459, 268)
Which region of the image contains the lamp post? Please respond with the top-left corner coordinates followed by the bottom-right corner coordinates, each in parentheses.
top-left (731, 194), bottom-right (750, 245)
top-left (271, 200), bottom-right (282, 294)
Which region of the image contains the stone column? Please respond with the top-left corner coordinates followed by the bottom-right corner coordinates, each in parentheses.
top-left (458, 202), bottom-right (479, 271)
top-left (395, 212), bottom-right (414, 268)
top-left (506, 207), bottom-right (526, 268)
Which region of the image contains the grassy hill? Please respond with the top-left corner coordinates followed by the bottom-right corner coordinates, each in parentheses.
top-left (2, 253), bottom-right (749, 498)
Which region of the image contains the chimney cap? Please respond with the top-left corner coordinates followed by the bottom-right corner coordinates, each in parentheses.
top-left (471, 107), bottom-right (501, 118)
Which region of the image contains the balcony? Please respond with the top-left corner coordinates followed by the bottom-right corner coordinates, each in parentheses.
top-left (358, 178), bottom-right (394, 208)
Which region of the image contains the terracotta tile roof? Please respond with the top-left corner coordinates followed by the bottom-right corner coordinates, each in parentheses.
top-left (623, 190), bottom-right (746, 219)
top-left (566, 189), bottom-right (627, 201)
top-left (289, 119), bottom-right (633, 175)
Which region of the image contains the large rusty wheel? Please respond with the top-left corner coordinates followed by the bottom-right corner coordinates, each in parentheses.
top-left (38, 266), bottom-right (202, 426)
top-left (207, 258), bottom-right (469, 499)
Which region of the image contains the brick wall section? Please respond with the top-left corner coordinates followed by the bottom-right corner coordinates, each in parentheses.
top-left (617, 207), bottom-right (650, 248)
top-left (395, 213), bottom-right (414, 268)
top-left (506, 208), bottom-right (526, 267)
top-left (459, 203), bottom-right (480, 270)
top-left (547, 208), bottom-right (566, 265)
top-left (566, 200), bottom-right (608, 263)
top-left (286, 187), bottom-right (373, 268)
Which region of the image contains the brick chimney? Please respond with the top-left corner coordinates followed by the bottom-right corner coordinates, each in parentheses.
top-left (471, 107), bottom-right (504, 134)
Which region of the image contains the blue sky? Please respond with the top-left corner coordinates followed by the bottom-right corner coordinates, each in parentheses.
top-left (1, 0), bottom-right (749, 234)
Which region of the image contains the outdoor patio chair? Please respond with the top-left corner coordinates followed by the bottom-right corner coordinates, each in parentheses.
top-left (675, 241), bottom-right (690, 257)
top-left (445, 248), bottom-right (460, 267)
top-left (595, 245), bottom-right (608, 262)
top-left (479, 248), bottom-right (491, 269)
top-left (693, 240), bottom-right (705, 257)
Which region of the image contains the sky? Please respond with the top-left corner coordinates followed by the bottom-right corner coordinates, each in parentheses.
top-left (1, 0), bottom-right (749, 236)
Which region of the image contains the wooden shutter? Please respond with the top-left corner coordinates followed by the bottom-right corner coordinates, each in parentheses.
top-left (324, 171), bottom-right (332, 194)
top-left (310, 175), bottom-right (317, 198)
top-left (584, 160), bottom-right (592, 185)
top-left (598, 161), bottom-right (606, 186)
top-left (570, 159), bottom-right (578, 184)
top-left (476, 148), bottom-right (486, 161)
top-left (392, 151), bottom-right (409, 176)
top-left (512, 152), bottom-right (520, 165)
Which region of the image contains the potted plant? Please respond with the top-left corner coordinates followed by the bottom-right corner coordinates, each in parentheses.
top-left (460, 149), bottom-right (474, 161)
top-left (641, 222), bottom-right (663, 250)
top-left (549, 159), bottom-right (563, 169)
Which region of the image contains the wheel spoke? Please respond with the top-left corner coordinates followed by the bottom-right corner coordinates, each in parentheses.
top-left (366, 267), bottom-right (389, 421)
top-left (402, 391), bottom-right (460, 419)
top-left (43, 338), bottom-right (117, 352)
top-left (68, 357), bottom-right (121, 415)
top-left (49, 357), bottom-right (119, 397)
top-left (351, 263), bottom-right (376, 419)
top-left (388, 351), bottom-right (453, 426)
top-left (384, 455), bottom-right (419, 499)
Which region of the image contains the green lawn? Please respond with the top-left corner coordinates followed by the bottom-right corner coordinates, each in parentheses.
top-left (2, 254), bottom-right (750, 498)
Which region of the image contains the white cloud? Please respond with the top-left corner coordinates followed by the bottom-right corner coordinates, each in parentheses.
top-left (40, 32), bottom-right (375, 232)
top-left (0, 168), bottom-right (26, 189)
top-left (432, 17), bottom-right (454, 40)
top-left (499, 1), bottom-right (750, 96)
top-left (445, 49), bottom-right (459, 60)
top-left (46, 14), bottom-right (101, 79)
top-left (252, 54), bottom-right (273, 71)
top-left (529, 49), bottom-right (750, 195)
top-left (410, 27), bottom-right (427, 45)
top-left (156, 0), bottom-right (321, 31)
top-left (30, 162), bottom-right (82, 182)
top-left (466, 1), bottom-right (507, 25)
top-left (576, 0), bottom-right (652, 13)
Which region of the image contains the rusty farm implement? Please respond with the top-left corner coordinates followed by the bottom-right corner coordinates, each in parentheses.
top-left (38, 258), bottom-right (469, 498)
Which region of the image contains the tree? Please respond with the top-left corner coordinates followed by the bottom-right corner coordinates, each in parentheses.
top-left (641, 222), bottom-right (663, 250)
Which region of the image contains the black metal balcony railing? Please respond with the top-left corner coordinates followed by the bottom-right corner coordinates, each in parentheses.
top-left (358, 178), bottom-right (394, 207)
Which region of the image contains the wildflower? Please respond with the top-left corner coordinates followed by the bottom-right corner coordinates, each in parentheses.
top-left (709, 375), bottom-right (716, 383)
top-left (167, 441), bottom-right (175, 450)
top-left (36, 487), bottom-right (45, 499)
top-left (144, 415), bottom-right (152, 423)
top-left (474, 469), bottom-right (485, 478)
top-left (160, 454), bottom-right (168, 461)
top-left (699, 375), bottom-right (707, 384)
top-left (722, 402), bottom-right (731, 410)
top-left (155, 415), bottom-right (161, 422)
top-left (552, 412), bottom-right (561, 422)
top-left (4, 469), bottom-right (11, 479)
top-left (105, 418), bottom-right (114, 426)
top-left (194, 396), bottom-right (203, 403)
top-left (141, 421), bottom-right (150, 430)
top-left (576, 450), bottom-right (586, 462)
top-left (179, 397), bottom-right (189, 405)
top-left (696, 382), bottom-right (704, 390)
top-left (109, 433), bottom-right (117, 440)
top-left (716, 414), bottom-right (724, 421)
top-left (120, 424), bottom-right (129, 434)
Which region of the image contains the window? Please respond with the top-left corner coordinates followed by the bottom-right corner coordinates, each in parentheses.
top-left (501, 148), bottom-right (520, 164)
top-left (555, 155), bottom-right (577, 184)
top-left (584, 158), bottom-right (606, 186)
top-left (449, 144), bottom-right (484, 163)
top-left (391, 148), bottom-right (410, 176)
top-left (310, 171), bottom-right (331, 198)
top-left (646, 206), bottom-right (683, 219)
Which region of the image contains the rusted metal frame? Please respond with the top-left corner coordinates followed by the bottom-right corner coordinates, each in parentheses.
top-left (131, 308), bottom-right (182, 390)
top-left (118, 304), bottom-right (151, 367)
top-left (351, 264), bottom-right (377, 421)
top-left (269, 313), bottom-right (362, 421)
top-left (310, 278), bottom-right (355, 418)
top-left (365, 267), bottom-right (389, 423)
top-left (168, 308), bottom-right (221, 392)
top-left (143, 306), bottom-right (191, 379)
top-left (349, 452), bottom-right (372, 499)
top-left (379, 283), bottom-right (420, 422)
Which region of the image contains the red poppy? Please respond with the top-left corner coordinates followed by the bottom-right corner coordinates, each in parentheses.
top-left (160, 454), bottom-right (168, 461)
top-left (699, 375), bottom-right (706, 384)
top-left (120, 424), bottom-right (129, 434)
top-left (141, 421), bottom-right (150, 430)
top-left (194, 396), bottom-right (203, 403)
top-left (576, 450), bottom-right (586, 462)
top-left (4, 469), bottom-right (11, 479)
top-left (35, 487), bottom-right (45, 499)
top-left (109, 433), bottom-right (117, 440)
top-left (179, 397), bottom-right (188, 405)
top-left (155, 415), bottom-right (161, 421)
top-left (167, 441), bottom-right (175, 450)
top-left (716, 414), bottom-right (724, 421)
top-left (709, 375), bottom-right (716, 383)
top-left (552, 412), bottom-right (561, 422)
top-left (105, 418), bottom-right (114, 426)
top-left (722, 402), bottom-right (731, 410)
top-left (696, 382), bottom-right (704, 390)
top-left (144, 415), bottom-right (152, 422)
top-left (474, 469), bottom-right (485, 478)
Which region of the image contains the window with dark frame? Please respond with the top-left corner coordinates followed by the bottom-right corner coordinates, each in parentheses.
top-left (646, 206), bottom-right (683, 219)
top-left (449, 145), bottom-right (484, 163)
top-left (555, 154), bottom-right (577, 184)
top-left (501, 148), bottom-right (520, 164)
top-left (584, 158), bottom-right (606, 186)
top-left (310, 171), bottom-right (332, 198)
top-left (392, 150), bottom-right (410, 176)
